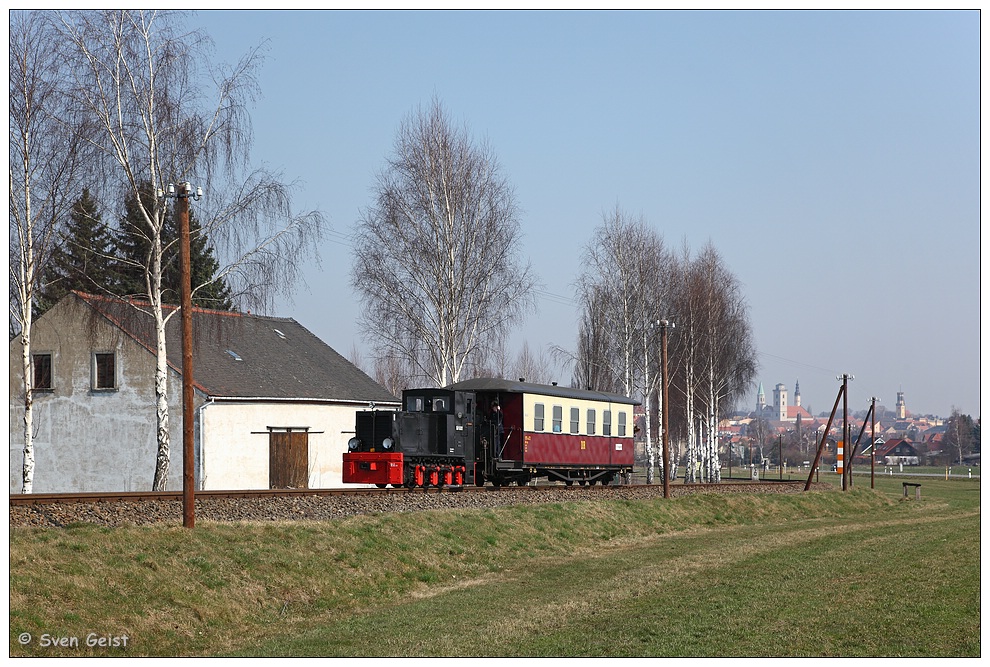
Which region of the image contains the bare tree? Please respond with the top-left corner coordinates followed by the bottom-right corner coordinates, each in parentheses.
top-left (56, 10), bottom-right (324, 490)
top-left (691, 242), bottom-right (757, 482)
top-left (352, 98), bottom-right (535, 387)
top-left (575, 207), bottom-right (673, 483)
top-left (9, 11), bottom-right (88, 492)
top-left (511, 341), bottom-right (554, 385)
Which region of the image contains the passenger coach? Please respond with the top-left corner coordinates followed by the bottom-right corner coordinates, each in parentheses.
top-left (343, 377), bottom-right (639, 488)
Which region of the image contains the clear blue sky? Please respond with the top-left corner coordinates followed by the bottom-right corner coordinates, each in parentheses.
top-left (191, 9), bottom-right (981, 419)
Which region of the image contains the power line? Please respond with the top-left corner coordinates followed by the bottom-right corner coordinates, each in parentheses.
top-left (757, 351), bottom-right (840, 376)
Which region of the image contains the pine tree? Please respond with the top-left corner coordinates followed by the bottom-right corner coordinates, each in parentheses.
top-left (36, 188), bottom-right (115, 316)
top-left (114, 182), bottom-right (233, 310)
top-left (161, 206), bottom-right (234, 310)
top-left (111, 182), bottom-right (157, 300)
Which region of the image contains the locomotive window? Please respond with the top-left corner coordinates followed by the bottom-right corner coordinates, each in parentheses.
top-left (587, 409), bottom-right (596, 436)
top-left (534, 403), bottom-right (545, 431)
top-left (552, 405), bottom-right (563, 433)
top-left (407, 396), bottom-right (424, 412)
top-left (570, 407), bottom-right (580, 434)
top-left (432, 397), bottom-right (447, 413)
top-left (618, 411), bottom-right (627, 437)
top-left (603, 410), bottom-right (612, 437)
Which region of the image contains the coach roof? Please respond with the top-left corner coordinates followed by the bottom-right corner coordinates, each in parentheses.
top-left (445, 377), bottom-right (640, 405)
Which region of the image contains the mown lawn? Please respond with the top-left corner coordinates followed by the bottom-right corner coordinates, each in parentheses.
top-left (9, 476), bottom-right (980, 657)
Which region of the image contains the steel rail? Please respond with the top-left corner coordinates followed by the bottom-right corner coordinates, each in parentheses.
top-left (9, 479), bottom-right (794, 507)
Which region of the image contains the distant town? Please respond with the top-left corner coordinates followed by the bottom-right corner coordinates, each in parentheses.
top-left (711, 381), bottom-right (979, 469)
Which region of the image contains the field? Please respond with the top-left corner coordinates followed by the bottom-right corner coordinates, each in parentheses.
top-left (8, 475), bottom-right (980, 657)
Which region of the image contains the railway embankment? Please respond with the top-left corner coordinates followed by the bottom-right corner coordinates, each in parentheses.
top-left (10, 481), bottom-right (832, 528)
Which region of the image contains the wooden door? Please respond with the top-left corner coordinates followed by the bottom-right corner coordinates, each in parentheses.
top-left (269, 429), bottom-right (309, 489)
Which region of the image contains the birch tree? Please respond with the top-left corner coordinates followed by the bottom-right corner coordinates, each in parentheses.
top-left (692, 242), bottom-right (756, 482)
top-left (9, 11), bottom-right (87, 493)
top-left (575, 207), bottom-right (672, 483)
top-left (352, 98), bottom-right (535, 387)
top-left (57, 10), bottom-right (324, 490)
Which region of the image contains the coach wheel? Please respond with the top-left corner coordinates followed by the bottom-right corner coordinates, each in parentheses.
top-left (376, 484), bottom-right (387, 489)
top-left (565, 480), bottom-right (573, 486)
top-left (578, 480), bottom-right (586, 486)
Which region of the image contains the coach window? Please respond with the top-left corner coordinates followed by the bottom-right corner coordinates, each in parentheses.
top-left (618, 411), bottom-right (627, 437)
top-left (92, 352), bottom-right (116, 391)
top-left (587, 409), bottom-right (596, 436)
top-left (603, 410), bottom-right (612, 437)
top-left (552, 405), bottom-right (563, 433)
top-left (32, 353), bottom-right (53, 392)
top-left (534, 403), bottom-right (545, 431)
top-left (570, 407), bottom-right (580, 434)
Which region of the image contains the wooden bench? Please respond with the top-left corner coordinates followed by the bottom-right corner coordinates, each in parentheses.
top-left (902, 482), bottom-right (922, 500)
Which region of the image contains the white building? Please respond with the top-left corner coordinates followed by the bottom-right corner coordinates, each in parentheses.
top-left (9, 292), bottom-right (399, 493)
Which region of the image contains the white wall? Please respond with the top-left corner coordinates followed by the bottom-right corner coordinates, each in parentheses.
top-left (199, 401), bottom-right (362, 490)
top-left (9, 297), bottom-right (185, 493)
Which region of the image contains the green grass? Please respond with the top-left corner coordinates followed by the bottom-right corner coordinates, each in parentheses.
top-left (9, 476), bottom-right (979, 657)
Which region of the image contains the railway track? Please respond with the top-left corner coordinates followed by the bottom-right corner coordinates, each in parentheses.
top-left (9, 479), bottom-right (797, 507)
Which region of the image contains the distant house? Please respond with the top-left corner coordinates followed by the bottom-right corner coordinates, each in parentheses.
top-left (9, 292), bottom-right (399, 493)
top-left (875, 439), bottom-right (920, 466)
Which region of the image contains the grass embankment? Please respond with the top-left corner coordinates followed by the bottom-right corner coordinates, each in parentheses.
top-left (9, 475), bottom-right (980, 657)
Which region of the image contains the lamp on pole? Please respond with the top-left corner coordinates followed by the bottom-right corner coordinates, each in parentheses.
top-left (659, 319), bottom-right (674, 499)
top-left (159, 181), bottom-right (202, 528)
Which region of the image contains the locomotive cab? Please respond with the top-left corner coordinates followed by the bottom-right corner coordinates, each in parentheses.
top-left (342, 389), bottom-right (476, 488)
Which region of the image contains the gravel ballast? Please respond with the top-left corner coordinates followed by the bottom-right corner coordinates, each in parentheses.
top-left (9, 482), bottom-right (832, 528)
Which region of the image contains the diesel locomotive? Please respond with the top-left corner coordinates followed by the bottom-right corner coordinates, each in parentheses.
top-left (342, 377), bottom-right (638, 488)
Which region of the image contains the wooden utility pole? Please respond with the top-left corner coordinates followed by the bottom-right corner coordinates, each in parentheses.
top-left (805, 384), bottom-right (844, 492)
top-left (164, 181), bottom-right (202, 528)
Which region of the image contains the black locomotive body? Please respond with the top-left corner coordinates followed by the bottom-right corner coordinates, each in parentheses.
top-left (342, 378), bottom-right (638, 488)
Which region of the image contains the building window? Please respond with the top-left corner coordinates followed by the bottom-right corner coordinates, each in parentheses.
top-left (32, 353), bottom-right (53, 391)
top-left (93, 352), bottom-right (116, 390)
top-left (534, 403), bottom-right (545, 431)
top-left (603, 410), bottom-right (612, 437)
top-left (570, 407), bottom-right (580, 434)
top-left (618, 411), bottom-right (627, 437)
top-left (552, 405), bottom-right (563, 433)
top-left (587, 409), bottom-right (596, 436)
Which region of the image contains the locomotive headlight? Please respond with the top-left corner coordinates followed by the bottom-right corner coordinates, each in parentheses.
top-left (382, 438), bottom-right (394, 450)
top-left (347, 437), bottom-right (361, 451)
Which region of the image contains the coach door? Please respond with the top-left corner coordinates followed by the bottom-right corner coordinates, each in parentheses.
top-left (269, 428), bottom-right (309, 489)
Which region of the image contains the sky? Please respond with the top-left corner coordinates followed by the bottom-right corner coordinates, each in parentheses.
top-left (189, 9), bottom-right (981, 419)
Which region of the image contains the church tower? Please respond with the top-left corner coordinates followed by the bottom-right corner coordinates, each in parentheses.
top-left (756, 382), bottom-right (766, 414)
top-left (794, 379), bottom-right (801, 408)
top-left (896, 391), bottom-right (907, 419)
top-left (773, 383), bottom-right (788, 422)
